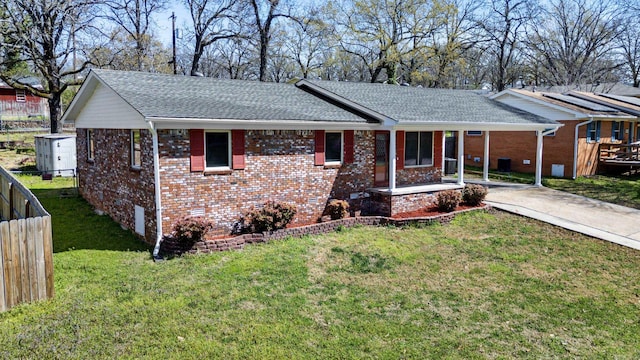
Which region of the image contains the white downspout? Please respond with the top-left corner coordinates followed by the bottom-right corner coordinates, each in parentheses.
top-left (573, 117), bottom-right (593, 180)
top-left (147, 121), bottom-right (164, 260)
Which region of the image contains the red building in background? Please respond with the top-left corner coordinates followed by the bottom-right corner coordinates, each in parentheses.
top-left (0, 79), bottom-right (49, 128)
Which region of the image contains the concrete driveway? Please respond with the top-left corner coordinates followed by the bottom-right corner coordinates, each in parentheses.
top-left (474, 182), bottom-right (640, 251)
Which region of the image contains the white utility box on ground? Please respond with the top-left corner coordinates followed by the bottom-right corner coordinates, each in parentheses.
top-left (35, 134), bottom-right (77, 177)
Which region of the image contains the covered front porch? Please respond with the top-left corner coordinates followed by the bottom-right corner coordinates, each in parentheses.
top-left (364, 127), bottom-right (556, 217)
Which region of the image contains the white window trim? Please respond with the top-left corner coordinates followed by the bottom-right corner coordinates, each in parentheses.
top-left (466, 130), bottom-right (482, 136)
top-left (325, 131), bottom-right (343, 165)
top-left (87, 129), bottom-right (95, 161)
top-left (405, 131), bottom-right (434, 168)
top-left (15, 89), bottom-right (26, 102)
top-left (204, 130), bottom-right (231, 170)
top-left (131, 129), bottom-right (141, 169)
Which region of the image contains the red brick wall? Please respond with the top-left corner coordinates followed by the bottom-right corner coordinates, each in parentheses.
top-left (78, 128), bottom-right (447, 243)
top-left (76, 129), bottom-right (157, 240)
top-left (464, 121), bottom-right (632, 177)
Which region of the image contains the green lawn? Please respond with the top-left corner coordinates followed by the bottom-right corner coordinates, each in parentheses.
top-left (465, 166), bottom-right (640, 210)
top-left (0, 176), bottom-right (639, 358)
top-left (544, 175), bottom-right (640, 210)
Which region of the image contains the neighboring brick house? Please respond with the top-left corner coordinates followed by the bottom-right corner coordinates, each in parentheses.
top-left (61, 70), bottom-right (559, 256)
top-left (0, 79), bottom-right (49, 127)
top-left (464, 89), bottom-right (639, 178)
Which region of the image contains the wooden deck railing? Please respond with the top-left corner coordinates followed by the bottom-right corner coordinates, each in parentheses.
top-left (599, 143), bottom-right (640, 164)
top-left (0, 166), bottom-right (53, 312)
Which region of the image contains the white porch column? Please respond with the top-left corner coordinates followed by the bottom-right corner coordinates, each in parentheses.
top-left (535, 130), bottom-right (544, 187)
top-left (389, 129), bottom-right (397, 190)
top-left (483, 131), bottom-right (490, 182)
top-left (457, 130), bottom-right (465, 185)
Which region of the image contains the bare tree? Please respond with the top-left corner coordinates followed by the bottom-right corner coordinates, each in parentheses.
top-left (213, 37), bottom-right (256, 79)
top-left (0, 0), bottom-right (103, 133)
top-left (246, 0), bottom-right (299, 82)
top-left (184, 0), bottom-right (239, 76)
top-left (284, 15), bottom-right (330, 79)
top-left (89, 29), bottom-right (173, 73)
top-left (100, 0), bottom-right (167, 71)
top-left (333, 0), bottom-right (448, 84)
top-left (424, 0), bottom-right (483, 87)
top-left (478, 0), bottom-right (536, 91)
top-left (525, 0), bottom-right (623, 86)
top-left (618, 16), bottom-right (640, 87)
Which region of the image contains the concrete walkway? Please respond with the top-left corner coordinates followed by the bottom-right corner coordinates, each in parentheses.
top-left (470, 181), bottom-right (640, 251)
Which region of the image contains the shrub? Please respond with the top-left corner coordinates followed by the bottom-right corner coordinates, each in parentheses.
top-left (233, 201), bottom-right (297, 234)
top-left (325, 199), bottom-right (350, 220)
top-left (462, 184), bottom-right (488, 206)
top-left (436, 189), bottom-right (461, 212)
top-left (172, 216), bottom-right (213, 246)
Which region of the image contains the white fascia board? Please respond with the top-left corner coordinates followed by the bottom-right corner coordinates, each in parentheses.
top-left (61, 72), bottom-right (100, 124)
top-left (588, 114), bottom-right (636, 120)
top-left (147, 117), bottom-right (382, 131)
top-left (395, 122), bottom-right (563, 132)
top-left (492, 90), bottom-right (586, 119)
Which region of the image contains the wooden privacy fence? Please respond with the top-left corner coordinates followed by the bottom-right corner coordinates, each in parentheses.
top-left (0, 166), bottom-right (53, 312)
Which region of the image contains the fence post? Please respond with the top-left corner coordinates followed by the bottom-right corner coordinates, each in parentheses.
top-left (8, 183), bottom-right (14, 221)
top-left (0, 221), bottom-right (7, 312)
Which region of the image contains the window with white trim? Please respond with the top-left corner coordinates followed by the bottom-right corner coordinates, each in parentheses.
top-left (405, 131), bottom-right (433, 167)
top-left (131, 129), bottom-right (141, 168)
top-left (205, 131), bottom-right (230, 169)
top-left (87, 129), bottom-right (95, 161)
top-left (466, 130), bottom-right (482, 136)
top-left (587, 121), bottom-right (601, 143)
top-left (612, 121), bottom-right (623, 141)
top-left (325, 131), bottom-right (343, 164)
top-left (15, 89), bottom-right (26, 102)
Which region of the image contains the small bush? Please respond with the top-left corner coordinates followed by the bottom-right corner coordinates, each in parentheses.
top-left (436, 189), bottom-right (462, 212)
top-left (462, 184), bottom-right (488, 206)
top-left (233, 201), bottom-right (297, 234)
top-left (172, 216), bottom-right (213, 246)
top-left (325, 199), bottom-right (350, 220)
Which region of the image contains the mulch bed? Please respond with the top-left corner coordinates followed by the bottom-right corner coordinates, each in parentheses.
top-left (391, 203), bottom-right (484, 219)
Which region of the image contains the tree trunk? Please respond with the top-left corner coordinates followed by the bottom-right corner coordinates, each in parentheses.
top-left (48, 95), bottom-right (61, 134)
top-left (258, 33), bottom-right (269, 82)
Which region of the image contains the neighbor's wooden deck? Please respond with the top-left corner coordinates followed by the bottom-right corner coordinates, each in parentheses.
top-left (599, 144), bottom-right (640, 166)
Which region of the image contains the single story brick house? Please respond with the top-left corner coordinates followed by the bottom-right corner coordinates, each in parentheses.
top-left (464, 89), bottom-right (638, 178)
top-left (61, 70), bottom-right (559, 256)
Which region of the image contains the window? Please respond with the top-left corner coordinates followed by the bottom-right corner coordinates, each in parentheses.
top-left (404, 131), bottom-right (433, 167)
top-left (87, 129), bottom-right (95, 161)
top-left (612, 121), bottom-right (624, 141)
top-left (325, 131), bottom-right (343, 164)
top-left (205, 131), bottom-right (230, 169)
top-left (586, 121), bottom-right (601, 142)
top-left (15, 90), bottom-right (26, 102)
top-left (466, 130), bottom-right (482, 136)
top-left (131, 129), bottom-right (141, 168)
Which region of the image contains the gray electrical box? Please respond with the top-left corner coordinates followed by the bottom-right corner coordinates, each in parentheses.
top-left (35, 134), bottom-right (77, 177)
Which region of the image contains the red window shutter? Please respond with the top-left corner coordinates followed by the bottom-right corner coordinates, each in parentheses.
top-left (190, 129), bottom-right (205, 172)
top-left (396, 130), bottom-right (405, 170)
top-left (315, 130), bottom-right (325, 165)
top-left (232, 130), bottom-right (245, 170)
top-left (343, 130), bottom-right (354, 164)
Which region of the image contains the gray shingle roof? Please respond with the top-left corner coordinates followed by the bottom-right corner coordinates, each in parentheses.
top-left (304, 80), bottom-right (558, 126)
top-left (90, 69), bottom-right (369, 123)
